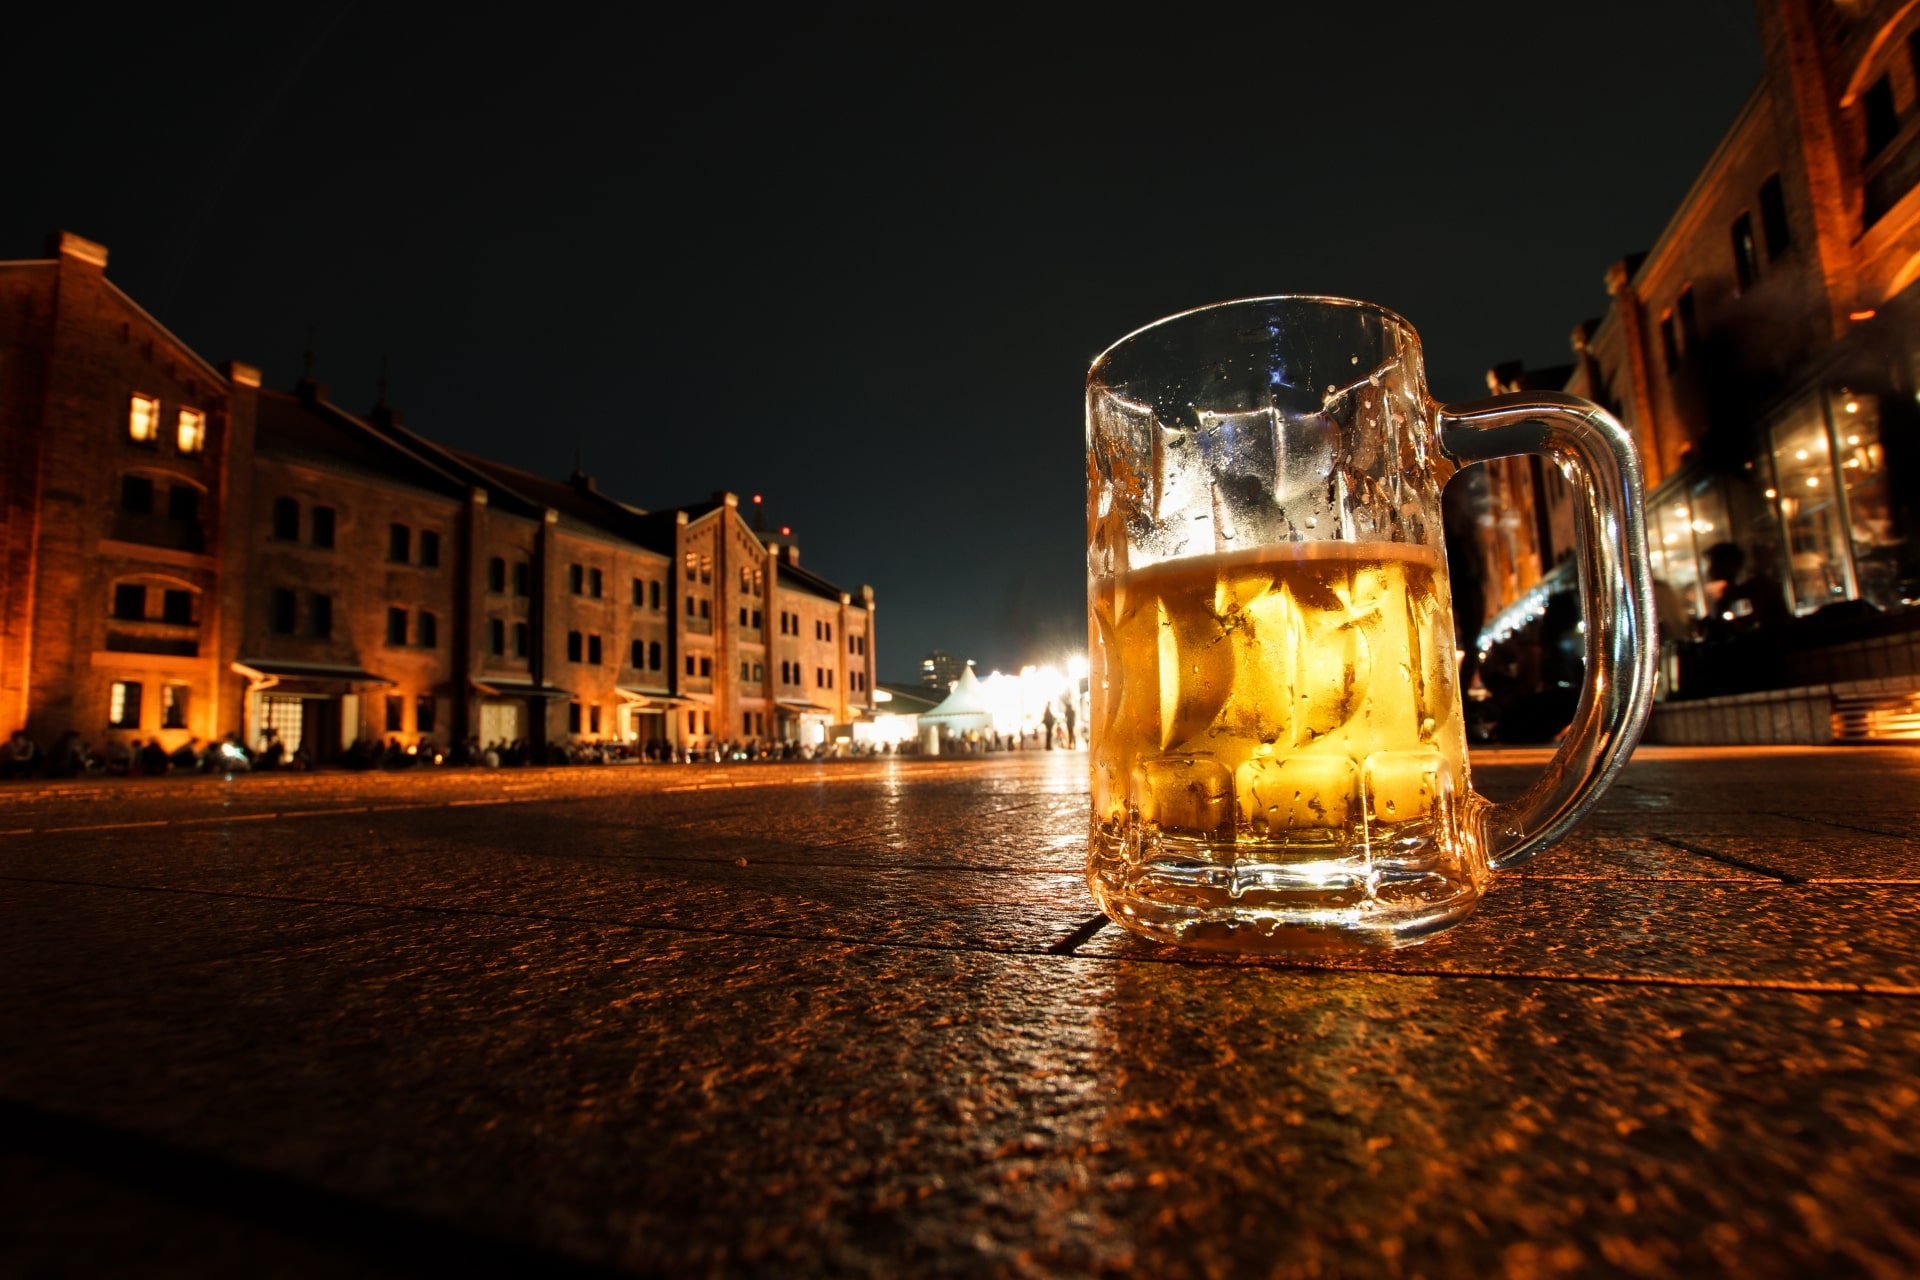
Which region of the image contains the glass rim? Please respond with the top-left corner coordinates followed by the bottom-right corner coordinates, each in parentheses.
top-left (1087, 294), bottom-right (1421, 385)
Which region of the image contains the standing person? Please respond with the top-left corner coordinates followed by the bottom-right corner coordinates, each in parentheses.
top-left (1041, 703), bottom-right (1057, 750)
top-left (1064, 699), bottom-right (1078, 750)
top-left (2, 730), bottom-right (40, 780)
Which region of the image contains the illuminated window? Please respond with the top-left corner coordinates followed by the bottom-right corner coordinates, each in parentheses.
top-left (684, 552), bottom-right (697, 581)
top-left (176, 407), bottom-right (205, 453)
top-left (161, 684), bottom-right (189, 730)
top-left (110, 681), bottom-right (142, 728)
top-left (129, 394), bottom-right (160, 442)
top-left (700, 556), bottom-right (712, 585)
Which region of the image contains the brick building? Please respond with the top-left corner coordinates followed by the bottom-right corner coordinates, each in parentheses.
top-left (0, 233), bottom-right (878, 759)
top-left (1469, 0), bottom-right (1920, 740)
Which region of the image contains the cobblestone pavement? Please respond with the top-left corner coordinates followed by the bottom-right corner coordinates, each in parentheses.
top-left (2, 747), bottom-right (1917, 1277)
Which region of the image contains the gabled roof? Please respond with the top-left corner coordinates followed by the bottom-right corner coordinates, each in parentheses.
top-left (776, 558), bottom-right (848, 604)
top-left (450, 451), bottom-right (674, 555)
top-left (255, 386), bottom-right (471, 499)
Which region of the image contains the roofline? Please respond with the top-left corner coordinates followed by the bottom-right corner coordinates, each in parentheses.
top-left (261, 387), bottom-right (477, 499)
top-left (103, 278), bottom-right (229, 387)
top-left (1628, 80), bottom-right (1769, 295)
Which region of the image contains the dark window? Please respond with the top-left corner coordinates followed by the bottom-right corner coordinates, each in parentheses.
top-left (387, 607), bottom-right (407, 646)
top-left (814, 620), bottom-right (821, 640)
top-left (386, 695), bottom-right (404, 732)
top-left (389, 523), bottom-right (410, 563)
top-left (589, 567), bottom-right (603, 598)
top-left (418, 611), bottom-right (437, 648)
top-left (569, 564), bottom-right (585, 594)
top-left (753, 663), bottom-right (763, 681)
top-left (1866, 74), bottom-right (1899, 159)
top-left (589, 704), bottom-right (601, 733)
top-left (686, 655), bottom-right (696, 676)
top-left (632, 577), bottom-right (645, 606)
top-left (740, 607), bottom-right (748, 626)
top-left (513, 622), bottom-right (530, 658)
top-left (272, 497), bottom-right (299, 540)
top-left (161, 684), bottom-right (188, 730)
top-left (699, 656), bottom-right (711, 677)
top-left (741, 660), bottom-right (750, 680)
top-left (512, 562), bottom-right (530, 597)
top-left (420, 530), bottom-right (440, 567)
top-left (649, 580), bottom-right (661, 610)
top-left (568, 631), bottom-right (583, 662)
top-left (270, 588), bottom-right (297, 634)
top-left (1676, 285), bottom-right (1698, 353)
top-left (168, 485), bottom-right (200, 522)
top-left (699, 598), bottom-right (709, 619)
top-left (161, 589), bottom-right (193, 625)
top-left (416, 696), bottom-right (436, 735)
top-left (110, 681), bottom-right (142, 728)
top-left (744, 712), bottom-right (753, 734)
top-left (1734, 212), bottom-right (1760, 290)
top-left (686, 595), bottom-right (696, 615)
top-left (569, 702), bottom-right (582, 733)
top-left (752, 609), bottom-right (761, 629)
top-left (491, 619), bottom-right (506, 655)
top-left (489, 557), bottom-right (507, 592)
top-left (631, 639), bottom-right (644, 668)
top-left (1760, 174), bottom-right (1792, 259)
top-left (825, 623), bottom-right (832, 642)
top-left (112, 583), bottom-right (146, 619)
top-left (121, 475), bottom-right (154, 514)
top-left (649, 640), bottom-right (661, 670)
top-left (312, 506), bottom-right (335, 548)
top-left (311, 593), bottom-right (332, 638)
top-left (1659, 314), bottom-right (1680, 374)
top-left (587, 634), bottom-right (602, 665)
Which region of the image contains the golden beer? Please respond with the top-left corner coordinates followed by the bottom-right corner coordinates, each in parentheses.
top-left (1088, 541), bottom-right (1483, 947)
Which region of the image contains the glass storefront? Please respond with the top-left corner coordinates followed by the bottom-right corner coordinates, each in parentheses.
top-left (1829, 389), bottom-right (1903, 609)
top-left (1769, 396), bottom-right (1855, 614)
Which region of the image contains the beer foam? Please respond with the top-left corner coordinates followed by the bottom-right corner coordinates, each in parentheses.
top-left (1104, 540), bottom-right (1443, 588)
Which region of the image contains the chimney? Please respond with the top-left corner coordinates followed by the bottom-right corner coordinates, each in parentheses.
top-left (52, 231), bottom-right (108, 269)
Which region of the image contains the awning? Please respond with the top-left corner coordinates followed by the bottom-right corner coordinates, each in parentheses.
top-left (471, 678), bottom-right (573, 700)
top-left (776, 698), bottom-right (836, 715)
top-left (233, 659), bottom-right (394, 696)
top-left (614, 685), bottom-right (690, 709)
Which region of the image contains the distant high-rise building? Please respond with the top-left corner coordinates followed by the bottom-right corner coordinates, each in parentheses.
top-left (920, 650), bottom-right (966, 691)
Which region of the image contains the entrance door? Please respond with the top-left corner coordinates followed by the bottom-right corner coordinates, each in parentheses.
top-left (479, 700), bottom-right (526, 744)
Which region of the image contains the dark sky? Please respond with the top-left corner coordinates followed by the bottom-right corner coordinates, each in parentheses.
top-left (7, 4), bottom-right (1763, 678)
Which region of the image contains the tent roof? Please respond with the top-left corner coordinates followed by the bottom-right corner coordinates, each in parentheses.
top-left (917, 666), bottom-right (991, 726)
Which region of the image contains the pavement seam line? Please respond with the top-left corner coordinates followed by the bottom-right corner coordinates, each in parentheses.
top-left (1650, 835), bottom-right (1807, 883)
top-left (7, 871), bottom-right (1916, 999)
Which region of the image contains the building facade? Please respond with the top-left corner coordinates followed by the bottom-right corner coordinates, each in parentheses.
top-left (0, 233), bottom-right (879, 759)
top-left (1469, 0), bottom-right (1920, 739)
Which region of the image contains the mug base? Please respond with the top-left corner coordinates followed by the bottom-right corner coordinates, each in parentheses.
top-left (1090, 881), bottom-right (1481, 953)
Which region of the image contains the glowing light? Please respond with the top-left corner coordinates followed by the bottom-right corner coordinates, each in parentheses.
top-left (780, 525), bottom-right (791, 536)
top-left (1849, 309), bottom-right (1877, 321)
top-left (752, 494), bottom-right (762, 503)
top-left (1848, 435), bottom-right (1860, 445)
top-left (128, 394), bottom-right (159, 442)
top-left (1672, 505), bottom-right (1689, 517)
top-left (1795, 449), bottom-right (1808, 460)
top-left (1663, 534), bottom-right (1678, 545)
top-left (1845, 401), bottom-right (1860, 413)
top-left (1807, 476), bottom-right (1820, 487)
top-left (177, 407), bottom-right (205, 453)
top-left (1764, 488), bottom-right (1777, 499)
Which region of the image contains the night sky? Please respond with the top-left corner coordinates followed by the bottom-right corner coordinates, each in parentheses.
top-left (8, 3), bottom-right (1762, 678)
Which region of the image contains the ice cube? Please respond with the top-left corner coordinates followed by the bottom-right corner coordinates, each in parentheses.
top-left (1135, 754), bottom-right (1235, 839)
top-left (1363, 749), bottom-right (1443, 827)
top-left (1235, 753), bottom-right (1359, 838)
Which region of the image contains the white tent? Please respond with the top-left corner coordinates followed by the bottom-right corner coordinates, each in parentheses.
top-left (916, 665), bottom-right (992, 734)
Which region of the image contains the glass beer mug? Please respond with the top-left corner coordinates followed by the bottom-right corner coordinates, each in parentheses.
top-left (1086, 297), bottom-right (1656, 951)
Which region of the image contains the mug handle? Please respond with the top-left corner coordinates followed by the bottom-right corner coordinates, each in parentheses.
top-left (1436, 392), bottom-right (1659, 871)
